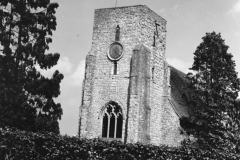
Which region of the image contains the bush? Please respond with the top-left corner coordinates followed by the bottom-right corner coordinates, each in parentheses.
top-left (0, 127), bottom-right (239, 160)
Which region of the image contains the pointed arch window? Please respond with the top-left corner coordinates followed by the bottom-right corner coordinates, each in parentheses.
top-left (102, 102), bottom-right (123, 139)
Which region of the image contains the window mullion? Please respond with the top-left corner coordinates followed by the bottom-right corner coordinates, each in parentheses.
top-left (107, 114), bottom-right (110, 138)
top-left (114, 115), bottom-right (117, 138)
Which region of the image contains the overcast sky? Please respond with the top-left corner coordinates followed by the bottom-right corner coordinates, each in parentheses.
top-left (40, 0), bottom-right (240, 136)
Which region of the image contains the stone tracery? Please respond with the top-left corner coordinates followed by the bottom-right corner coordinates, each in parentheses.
top-left (102, 102), bottom-right (123, 139)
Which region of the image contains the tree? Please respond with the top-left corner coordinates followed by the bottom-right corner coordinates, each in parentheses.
top-left (184, 32), bottom-right (240, 152)
top-left (0, 0), bottom-right (63, 134)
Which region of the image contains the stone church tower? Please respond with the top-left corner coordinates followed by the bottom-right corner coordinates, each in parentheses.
top-left (78, 5), bottom-right (187, 146)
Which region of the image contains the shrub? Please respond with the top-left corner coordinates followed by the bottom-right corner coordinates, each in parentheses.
top-left (0, 127), bottom-right (239, 160)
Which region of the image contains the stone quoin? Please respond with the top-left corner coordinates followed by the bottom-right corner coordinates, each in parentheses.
top-left (78, 5), bottom-right (188, 146)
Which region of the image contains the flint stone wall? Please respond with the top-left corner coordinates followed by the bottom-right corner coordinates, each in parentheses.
top-left (79, 5), bottom-right (185, 146)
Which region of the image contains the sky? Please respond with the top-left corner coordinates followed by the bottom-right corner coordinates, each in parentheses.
top-left (40, 0), bottom-right (240, 136)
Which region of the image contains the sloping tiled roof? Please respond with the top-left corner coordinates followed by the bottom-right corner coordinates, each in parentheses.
top-left (170, 66), bottom-right (190, 117)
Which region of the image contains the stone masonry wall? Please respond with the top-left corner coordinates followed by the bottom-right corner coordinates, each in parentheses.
top-left (79, 5), bottom-right (183, 146)
top-left (161, 98), bottom-right (185, 146)
top-left (79, 5), bottom-right (153, 140)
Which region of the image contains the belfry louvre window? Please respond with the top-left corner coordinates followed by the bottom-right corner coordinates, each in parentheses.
top-left (102, 102), bottom-right (123, 139)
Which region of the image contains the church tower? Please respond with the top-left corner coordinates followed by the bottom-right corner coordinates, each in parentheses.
top-left (79, 5), bottom-right (185, 146)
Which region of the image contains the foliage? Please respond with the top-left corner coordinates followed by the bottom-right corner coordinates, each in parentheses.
top-left (0, 127), bottom-right (239, 160)
top-left (0, 0), bottom-right (63, 133)
top-left (183, 32), bottom-right (240, 152)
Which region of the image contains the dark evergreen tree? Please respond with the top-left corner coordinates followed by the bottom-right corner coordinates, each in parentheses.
top-left (0, 0), bottom-right (63, 134)
top-left (184, 32), bottom-right (240, 152)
